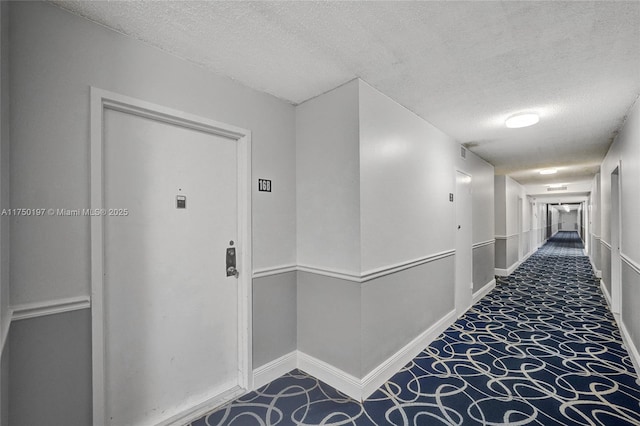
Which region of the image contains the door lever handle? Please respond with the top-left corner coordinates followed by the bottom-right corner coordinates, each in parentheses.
top-left (227, 266), bottom-right (239, 278)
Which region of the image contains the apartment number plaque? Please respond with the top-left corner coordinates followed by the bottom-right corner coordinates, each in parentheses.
top-left (258, 179), bottom-right (272, 192)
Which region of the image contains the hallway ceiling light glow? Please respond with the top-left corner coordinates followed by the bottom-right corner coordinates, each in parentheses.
top-left (540, 169), bottom-right (557, 175)
top-left (505, 113), bottom-right (540, 128)
top-left (548, 183), bottom-right (564, 188)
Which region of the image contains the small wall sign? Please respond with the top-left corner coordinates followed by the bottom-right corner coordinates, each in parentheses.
top-left (258, 179), bottom-right (272, 192)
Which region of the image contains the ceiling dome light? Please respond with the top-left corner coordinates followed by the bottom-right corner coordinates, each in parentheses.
top-left (540, 169), bottom-right (558, 175)
top-left (505, 113), bottom-right (539, 128)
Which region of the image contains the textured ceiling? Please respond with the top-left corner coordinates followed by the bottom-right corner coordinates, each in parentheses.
top-left (51, 0), bottom-right (640, 187)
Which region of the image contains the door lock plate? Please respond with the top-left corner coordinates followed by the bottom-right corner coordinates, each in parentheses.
top-left (226, 247), bottom-right (238, 277)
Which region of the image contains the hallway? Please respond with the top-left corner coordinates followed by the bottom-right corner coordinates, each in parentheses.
top-left (192, 231), bottom-right (640, 425)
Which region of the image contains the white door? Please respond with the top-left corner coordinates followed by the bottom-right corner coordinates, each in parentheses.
top-left (102, 108), bottom-right (241, 425)
top-left (455, 171), bottom-right (472, 315)
top-left (611, 166), bottom-right (621, 314)
top-left (517, 197), bottom-right (523, 259)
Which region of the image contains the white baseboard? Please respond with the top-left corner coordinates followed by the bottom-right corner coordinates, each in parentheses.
top-left (495, 262), bottom-right (518, 277)
top-left (360, 309), bottom-right (457, 400)
top-left (590, 257), bottom-right (602, 278)
top-left (252, 351), bottom-right (297, 390)
top-left (473, 279), bottom-right (496, 304)
top-left (495, 249), bottom-right (536, 277)
top-left (619, 320), bottom-right (640, 377)
top-left (295, 310), bottom-right (457, 401)
top-left (297, 351), bottom-right (362, 401)
top-left (257, 310), bottom-right (458, 402)
top-left (601, 280), bottom-right (612, 308)
top-left (159, 381), bottom-right (244, 426)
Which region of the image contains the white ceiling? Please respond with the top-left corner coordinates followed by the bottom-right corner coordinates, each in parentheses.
top-left (51, 0), bottom-right (640, 188)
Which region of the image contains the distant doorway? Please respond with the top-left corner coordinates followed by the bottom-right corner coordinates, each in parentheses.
top-left (610, 165), bottom-right (622, 314)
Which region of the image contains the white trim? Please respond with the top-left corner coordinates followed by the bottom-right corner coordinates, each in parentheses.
top-left (601, 240), bottom-right (612, 250)
top-left (252, 264), bottom-right (297, 279)
top-left (11, 296), bottom-right (91, 321)
top-left (297, 351), bottom-right (362, 401)
top-left (298, 249), bottom-right (456, 283)
top-left (296, 310), bottom-right (458, 401)
top-left (472, 239), bottom-right (495, 249)
top-left (619, 320), bottom-right (640, 376)
top-left (361, 250), bottom-right (455, 282)
top-left (90, 87), bottom-right (252, 425)
top-left (157, 383), bottom-right (245, 426)
top-left (495, 234), bottom-right (518, 240)
top-left (495, 262), bottom-right (519, 277)
top-left (600, 280), bottom-right (612, 308)
top-left (360, 309), bottom-right (457, 400)
top-left (0, 309), bottom-right (12, 354)
top-left (296, 264), bottom-right (362, 282)
top-left (621, 253), bottom-right (640, 275)
top-left (473, 279), bottom-right (496, 304)
top-left (590, 257), bottom-right (602, 278)
top-left (494, 246), bottom-right (536, 277)
top-left (252, 351), bottom-right (297, 390)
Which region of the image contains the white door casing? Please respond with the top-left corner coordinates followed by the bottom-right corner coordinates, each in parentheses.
top-left (90, 88), bottom-right (252, 426)
top-left (455, 170), bottom-right (472, 315)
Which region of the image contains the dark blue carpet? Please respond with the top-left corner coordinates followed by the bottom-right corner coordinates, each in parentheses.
top-left (191, 231), bottom-right (640, 425)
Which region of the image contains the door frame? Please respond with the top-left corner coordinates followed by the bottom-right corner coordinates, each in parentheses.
top-left (610, 163), bottom-right (622, 314)
top-left (90, 87), bottom-right (252, 425)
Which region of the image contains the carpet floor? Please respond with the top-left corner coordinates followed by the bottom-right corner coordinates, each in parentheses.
top-left (191, 231), bottom-right (640, 425)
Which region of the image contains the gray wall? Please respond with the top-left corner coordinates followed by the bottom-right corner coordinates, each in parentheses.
top-left (592, 235), bottom-right (601, 272)
top-left (297, 256), bottom-right (456, 379)
top-left (0, 0), bottom-right (10, 348)
top-left (9, 310), bottom-right (92, 426)
top-left (622, 262), bottom-right (640, 350)
top-left (495, 238), bottom-right (507, 269)
top-left (297, 272), bottom-right (362, 377)
top-left (0, 3), bottom-right (9, 422)
top-left (601, 243), bottom-right (612, 297)
top-left (253, 273), bottom-right (297, 368)
top-left (495, 235), bottom-right (519, 271)
top-left (1, 343), bottom-right (7, 426)
top-left (596, 95), bottom-right (640, 374)
top-left (361, 256), bottom-right (454, 375)
top-left (473, 243), bottom-right (495, 293)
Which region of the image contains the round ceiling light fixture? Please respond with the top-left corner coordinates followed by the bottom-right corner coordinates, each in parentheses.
top-left (505, 113), bottom-right (539, 128)
top-left (540, 168), bottom-right (558, 175)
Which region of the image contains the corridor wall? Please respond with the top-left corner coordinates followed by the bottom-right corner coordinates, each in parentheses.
top-left (589, 174), bottom-right (602, 277)
top-left (0, 2), bottom-right (10, 424)
top-left (5, 3), bottom-right (297, 424)
top-left (596, 96), bottom-right (640, 372)
top-left (494, 175), bottom-right (531, 275)
top-left (297, 79), bottom-right (495, 398)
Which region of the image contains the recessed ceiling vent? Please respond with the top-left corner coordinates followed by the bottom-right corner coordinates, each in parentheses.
top-left (460, 146), bottom-right (467, 159)
top-left (547, 186), bottom-right (567, 191)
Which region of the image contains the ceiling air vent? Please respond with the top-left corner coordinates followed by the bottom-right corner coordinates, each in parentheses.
top-left (547, 186), bottom-right (567, 191)
top-left (460, 146), bottom-right (467, 159)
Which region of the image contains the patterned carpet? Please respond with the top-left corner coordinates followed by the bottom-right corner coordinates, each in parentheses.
top-left (191, 231), bottom-right (640, 425)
